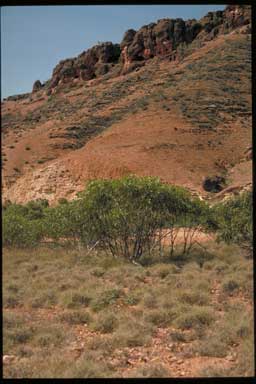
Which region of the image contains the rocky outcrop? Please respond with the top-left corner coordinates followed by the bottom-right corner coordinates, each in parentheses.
top-left (120, 18), bottom-right (203, 73)
top-left (49, 42), bottom-right (121, 90)
top-left (126, 18), bottom-right (201, 56)
top-left (42, 5), bottom-right (251, 90)
top-left (222, 5), bottom-right (251, 30)
top-left (32, 80), bottom-right (43, 92)
top-left (195, 5), bottom-right (251, 41)
top-left (120, 5), bottom-right (251, 73)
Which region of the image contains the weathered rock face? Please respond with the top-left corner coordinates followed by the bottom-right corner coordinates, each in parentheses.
top-left (120, 5), bottom-right (251, 73)
top-left (120, 18), bottom-right (202, 72)
top-left (45, 5), bottom-right (250, 89)
top-left (120, 19), bottom-right (190, 68)
top-left (49, 42), bottom-right (121, 90)
top-left (223, 5), bottom-right (251, 29)
top-left (32, 80), bottom-right (43, 92)
top-left (196, 4), bottom-right (251, 41)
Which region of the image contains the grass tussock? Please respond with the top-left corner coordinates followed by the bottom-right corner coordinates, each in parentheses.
top-left (3, 242), bottom-right (253, 378)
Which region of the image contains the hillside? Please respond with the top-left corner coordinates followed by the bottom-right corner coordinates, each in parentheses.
top-left (1, 5), bottom-right (252, 204)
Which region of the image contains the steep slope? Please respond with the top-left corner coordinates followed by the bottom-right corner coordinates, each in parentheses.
top-left (2, 5), bottom-right (252, 204)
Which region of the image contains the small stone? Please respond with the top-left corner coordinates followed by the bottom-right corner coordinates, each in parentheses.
top-left (3, 355), bottom-right (15, 364)
top-left (177, 359), bottom-right (183, 365)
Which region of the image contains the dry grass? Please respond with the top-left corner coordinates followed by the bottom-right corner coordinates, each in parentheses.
top-left (3, 242), bottom-right (254, 378)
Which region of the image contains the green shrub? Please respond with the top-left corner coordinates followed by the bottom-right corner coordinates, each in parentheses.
top-left (2, 176), bottom-right (217, 254)
top-left (90, 289), bottom-right (122, 312)
top-left (42, 199), bottom-right (88, 244)
top-left (63, 292), bottom-right (91, 309)
top-left (214, 191), bottom-right (252, 253)
top-left (123, 293), bottom-right (140, 305)
top-left (145, 308), bottom-right (175, 327)
top-left (175, 307), bottom-right (215, 330)
top-left (90, 312), bottom-right (118, 333)
top-left (178, 290), bottom-right (209, 306)
top-left (3, 212), bottom-right (43, 248)
top-left (6, 326), bottom-right (34, 346)
top-left (79, 176), bottom-right (210, 260)
top-left (35, 326), bottom-right (66, 348)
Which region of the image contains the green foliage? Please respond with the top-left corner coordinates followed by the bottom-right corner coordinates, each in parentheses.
top-left (90, 288), bottom-right (122, 312)
top-left (3, 212), bottom-right (43, 248)
top-left (2, 200), bottom-right (49, 247)
top-left (25, 199), bottom-right (49, 220)
top-left (0, 176), bottom-right (217, 257)
top-left (42, 199), bottom-right (88, 244)
top-left (3, 199), bottom-right (48, 220)
top-left (214, 191), bottom-right (252, 252)
top-left (78, 176), bottom-right (202, 260)
top-left (58, 198), bottom-right (68, 205)
top-left (3, 178), bottom-right (250, 260)
top-left (175, 306), bottom-right (215, 330)
top-left (90, 312), bottom-right (118, 333)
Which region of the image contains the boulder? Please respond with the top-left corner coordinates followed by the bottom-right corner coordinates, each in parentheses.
top-left (49, 42), bottom-right (121, 89)
top-left (32, 80), bottom-right (42, 92)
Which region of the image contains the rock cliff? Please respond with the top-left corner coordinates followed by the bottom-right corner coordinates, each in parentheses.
top-left (35, 4), bottom-right (251, 93)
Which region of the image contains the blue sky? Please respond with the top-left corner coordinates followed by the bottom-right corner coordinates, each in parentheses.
top-left (1, 5), bottom-right (226, 98)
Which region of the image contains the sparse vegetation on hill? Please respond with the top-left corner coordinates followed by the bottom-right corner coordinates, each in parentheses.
top-left (2, 30), bottom-right (251, 201)
top-left (165, 36), bottom-right (251, 131)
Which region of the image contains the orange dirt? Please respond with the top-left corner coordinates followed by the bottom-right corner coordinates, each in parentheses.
top-left (2, 32), bottom-right (252, 204)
